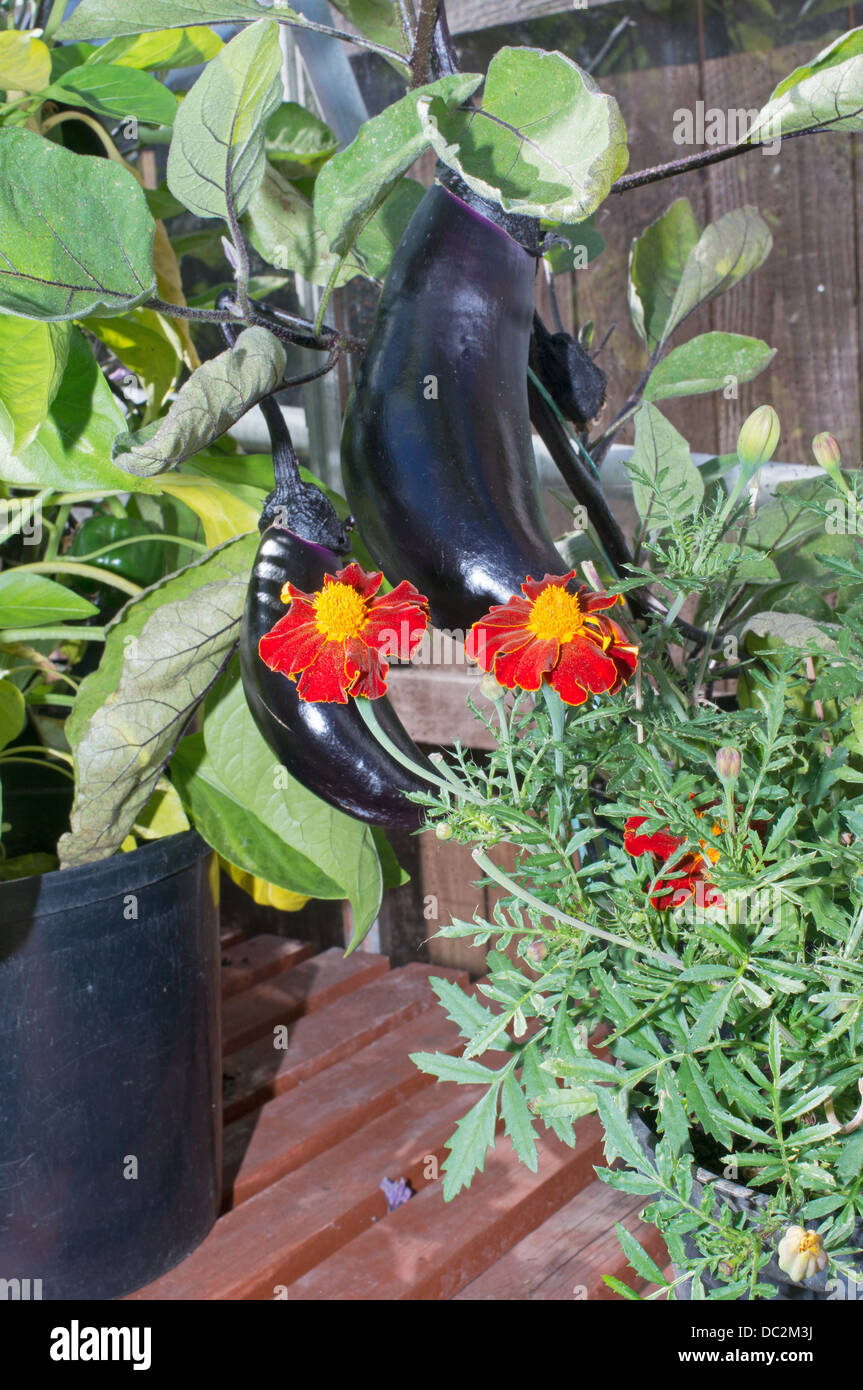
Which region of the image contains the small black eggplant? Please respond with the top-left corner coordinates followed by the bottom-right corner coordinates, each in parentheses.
top-left (341, 171), bottom-right (570, 632)
top-left (240, 524), bottom-right (432, 830)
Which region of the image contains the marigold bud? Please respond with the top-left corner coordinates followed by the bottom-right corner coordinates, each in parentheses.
top-left (812, 431), bottom-right (841, 470)
top-left (526, 939), bottom-right (548, 965)
top-left (777, 1226), bottom-right (828, 1283)
top-left (811, 431), bottom-right (850, 496)
top-left (480, 672), bottom-right (503, 702)
top-left (716, 746), bottom-right (741, 784)
top-left (435, 822), bottom-right (453, 841)
top-left (736, 405), bottom-right (780, 474)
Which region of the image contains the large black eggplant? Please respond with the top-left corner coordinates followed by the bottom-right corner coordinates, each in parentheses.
top-left (341, 171), bottom-right (570, 632)
top-left (240, 523), bottom-right (432, 830)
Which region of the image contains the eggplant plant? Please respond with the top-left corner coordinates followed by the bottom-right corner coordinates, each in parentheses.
top-left (1, 0), bottom-right (863, 1296)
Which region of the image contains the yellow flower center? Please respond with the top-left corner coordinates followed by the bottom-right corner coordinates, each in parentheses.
top-left (798, 1232), bottom-right (821, 1255)
top-left (527, 586), bottom-right (594, 644)
top-left (313, 581), bottom-right (369, 642)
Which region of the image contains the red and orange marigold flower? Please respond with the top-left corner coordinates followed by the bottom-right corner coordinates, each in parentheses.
top-left (624, 809), bottom-right (724, 912)
top-left (259, 562), bottom-right (429, 703)
top-left (465, 572), bottom-right (638, 706)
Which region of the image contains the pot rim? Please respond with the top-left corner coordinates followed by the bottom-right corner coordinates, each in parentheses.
top-left (0, 829), bottom-right (210, 926)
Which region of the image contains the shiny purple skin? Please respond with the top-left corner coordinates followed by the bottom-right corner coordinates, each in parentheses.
top-left (341, 181), bottom-right (569, 633)
top-left (240, 525), bottom-right (433, 830)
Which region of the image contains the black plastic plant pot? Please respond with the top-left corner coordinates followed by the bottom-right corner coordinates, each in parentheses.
top-left (0, 830), bottom-right (221, 1300)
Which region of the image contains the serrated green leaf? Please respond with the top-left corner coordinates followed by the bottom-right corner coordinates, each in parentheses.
top-left (500, 1072), bottom-right (539, 1171)
top-left (689, 983), bottom-right (735, 1050)
top-left (442, 1085), bottom-right (500, 1201)
top-left (615, 1222), bottom-right (668, 1285)
top-left (768, 1016), bottom-right (782, 1082)
top-left (596, 1166), bottom-right (661, 1197)
top-left (837, 1129), bottom-right (863, 1184)
top-left (657, 1066), bottom-right (689, 1157)
top-left (430, 976), bottom-right (495, 1041)
top-left (601, 1274), bottom-right (644, 1300)
top-left (594, 1089), bottom-right (653, 1172)
top-left (410, 1051), bottom-right (499, 1085)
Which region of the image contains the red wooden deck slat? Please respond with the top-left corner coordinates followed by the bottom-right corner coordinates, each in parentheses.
top-left (219, 925), bottom-right (247, 950)
top-left (223, 963), bottom-right (467, 1124)
top-left (221, 947), bottom-right (389, 1054)
top-left (221, 934), bottom-right (317, 999)
top-left (222, 1002), bottom-right (471, 1208)
top-left (128, 1083), bottom-right (486, 1301)
top-left (454, 1179), bottom-right (668, 1300)
top-left (283, 1116), bottom-right (607, 1301)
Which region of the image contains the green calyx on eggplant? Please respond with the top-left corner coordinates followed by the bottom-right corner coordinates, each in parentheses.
top-left (341, 169), bottom-right (571, 631)
top-left (530, 312), bottom-right (606, 431)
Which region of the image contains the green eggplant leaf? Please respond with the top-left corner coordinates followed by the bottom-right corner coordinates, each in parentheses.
top-left (58, 534), bottom-right (258, 867)
top-left (643, 332), bottom-right (775, 402)
top-left (0, 316), bottom-right (71, 450)
top-left (83, 25), bottom-right (224, 70)
top-left (0, 571), bottom-right (98, 628)
top-left (4, 329), bottom-right (159, 494)
top-left (661, 207), bottom-right (772, 345)
top-left (0, 129), bottom-right (156, 321)
top-left (328, 0), bottom-right (410, 55)
top-left (166, 19), bottom-right (283, 222)
top-left (171, 733), bottom-right (344, 899)
top-left (46, 63), bottom-right (178, 126)
top-left (265, 102), bottom-right (339, 170)
top-left (59, 1), bottom-right (274, 40)
top-left (192, 669), bottom-right (384, 941)
top-left (0, 678), bottom-right (27, 752)
top-left (750, 40), bottom-right (863, 140)
top-left (314, 73), bottom-right (482, 257)
top-left (626, 403), bottom-right (704, 524)
top-left (629, 197), bottom-right (700, 350)
top-left (3, 329), bottom-right (157, 494)
top-left (418, 47), bottom-right (628, 224)
top-left (112, 327), bottom-right (286, 476)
